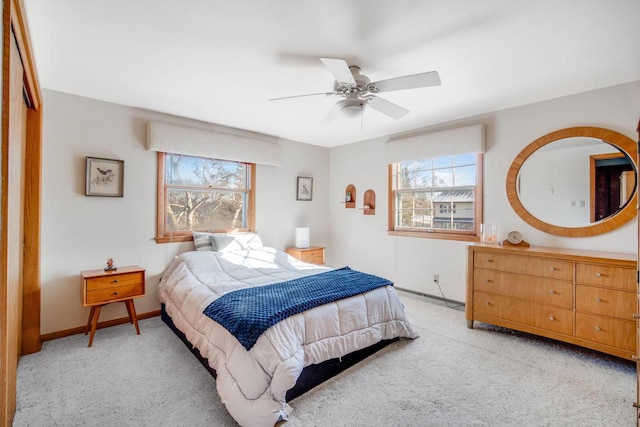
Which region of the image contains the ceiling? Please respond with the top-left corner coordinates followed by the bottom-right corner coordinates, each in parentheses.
top-left (23, 0), bottom-right (640, 148)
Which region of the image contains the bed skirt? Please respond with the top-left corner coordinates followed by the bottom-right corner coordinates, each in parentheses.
top-left (160, 303), bottom-right (397, 401)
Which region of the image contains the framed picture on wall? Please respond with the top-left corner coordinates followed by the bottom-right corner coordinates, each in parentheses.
top-left (296, 176), bottom-right (313, 201)
top-left (85, 157), bottom-right (124, 197)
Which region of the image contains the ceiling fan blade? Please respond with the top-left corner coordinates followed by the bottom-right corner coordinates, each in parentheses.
top-left (320, 58), bottom-right (356, 85)
top-left (373, 71), bottom-right (441, 92)
top-left (368, 96), bottom-right (410, 120)
top-left (269, 92), bottom-right (334, 102)
top-left (321, 102), bottom-right (341, 125)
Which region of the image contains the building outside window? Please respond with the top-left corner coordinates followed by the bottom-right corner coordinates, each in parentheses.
top-left (389, 153), bottom-right (482, 239)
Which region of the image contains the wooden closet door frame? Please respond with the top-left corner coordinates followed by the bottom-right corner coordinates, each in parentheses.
top-left (1, 0), bottom-right (42, 424)
top-left (636, 118), bottom-right (640, 426)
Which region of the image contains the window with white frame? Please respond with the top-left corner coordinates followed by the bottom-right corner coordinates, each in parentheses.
top-left (388, 153), bottom-right (482, 240)
top-left (155, 152), bottom-right (255, 243)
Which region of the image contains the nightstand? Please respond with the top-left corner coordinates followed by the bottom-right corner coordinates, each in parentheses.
top-left (81, 265), bottom-right (146, 347)
top-left (286, 246), bottom-right (325, 265)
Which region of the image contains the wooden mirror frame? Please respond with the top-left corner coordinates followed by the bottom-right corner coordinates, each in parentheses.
top-left (506, 126), bottom-right (637, 237)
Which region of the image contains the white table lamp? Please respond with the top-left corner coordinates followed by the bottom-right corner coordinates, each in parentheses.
top-left (295, 227), bottom-right (310, 248)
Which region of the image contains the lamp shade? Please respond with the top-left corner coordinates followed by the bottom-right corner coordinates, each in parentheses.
top-left (295, 227), bottom-right (310, 248)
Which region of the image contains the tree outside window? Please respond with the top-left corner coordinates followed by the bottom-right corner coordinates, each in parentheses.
top-left (156, 152), bottom-right (255, 243)
top-left (389, 153), bottom-right (482, 240)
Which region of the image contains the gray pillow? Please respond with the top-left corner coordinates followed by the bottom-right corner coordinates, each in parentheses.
top-left (192, 232), bottom-right (216, 251)
top-left (209, 233), bottom-right (264, 252)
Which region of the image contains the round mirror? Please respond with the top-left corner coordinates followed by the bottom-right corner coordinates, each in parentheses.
top-left (506, 127), bottom-right (637, 237)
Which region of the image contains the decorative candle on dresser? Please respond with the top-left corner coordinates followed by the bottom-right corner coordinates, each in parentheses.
top-left (466, 244), bottom-right (636, 360)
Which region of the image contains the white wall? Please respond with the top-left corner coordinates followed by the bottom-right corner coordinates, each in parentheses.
top-left (40, 89), bottom-right (329, 334)
top-left (41, 81), bottom-right (639, 334)
top-left (327, 81), bottom-right (640, 302)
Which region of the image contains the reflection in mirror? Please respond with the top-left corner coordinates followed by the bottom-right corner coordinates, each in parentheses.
top-left (517, 137), bottom-right (635, 227)
top-left (506, 127), bottom-right (638, 237)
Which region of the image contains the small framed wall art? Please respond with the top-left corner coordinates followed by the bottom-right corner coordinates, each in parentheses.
top-left (85, 156), bottom-right (124, 197)
top-left (296, 176), bottom-right (313, 201)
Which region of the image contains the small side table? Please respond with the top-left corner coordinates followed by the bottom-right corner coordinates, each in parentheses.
top-left (286, 246), bottom-right (325, 265)
top-left (81, 265), bottom-right (146, 347)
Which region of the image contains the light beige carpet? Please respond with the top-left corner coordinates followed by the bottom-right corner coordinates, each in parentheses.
top-left (14, 292), bottom-right (635, 426)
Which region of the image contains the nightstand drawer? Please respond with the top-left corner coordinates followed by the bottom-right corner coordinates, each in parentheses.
top-left (86, 282), bottom-right (144, 305)
top-left (85, 271), bottom-right (144, 292)
top-left (301, 249), bottom-right (324, 262)
top-left (286, 246), bottom-right (325, 265)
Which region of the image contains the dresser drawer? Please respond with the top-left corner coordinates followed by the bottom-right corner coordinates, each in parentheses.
top-left (505, 256), bottom-right (573, 280)
top-left (497, 295), bottom-right (533, 326)
top-left (532, 304), bottom-right (573, 335)
top-left (575, 285), bottom-right (635, 319)
top-left (474, 252), bottom-right (508, 271)
top-left (541, 259), bottom-right (573, 281)
top-left (493, 273), bottom-right (572, 309)
top-left (531, 278), bottom-right (573, 309)
top-left (473, 268), bottom-right (501, 293)
top-left (575, 312), bottom-right (635, 351)
top-left (576, 263), bottom-right (635, 291)
top-left (473, 291), bottom-right (498, 317)
top-left (86, 282), bottom-right (144, 305)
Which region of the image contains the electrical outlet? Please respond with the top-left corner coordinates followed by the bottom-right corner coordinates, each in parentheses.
top-left (433, 273), bottom-right (440, 284)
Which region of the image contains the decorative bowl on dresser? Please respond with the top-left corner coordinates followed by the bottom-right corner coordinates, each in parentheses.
top-left (466, 244), bottom-right (636, 360)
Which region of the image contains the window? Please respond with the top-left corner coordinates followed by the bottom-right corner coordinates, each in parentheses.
top-left (388, 153), bottom-right (483, 240)
top-left (156, 152), bottom-right (255, 243)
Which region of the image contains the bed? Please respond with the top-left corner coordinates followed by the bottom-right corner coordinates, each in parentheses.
top-left (157, 233), bottom-right (418, 427)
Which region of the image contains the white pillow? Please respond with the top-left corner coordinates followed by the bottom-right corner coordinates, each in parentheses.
top-left (210, 233), bottom-right (263, 252)
top-left (192, 232), bottom-right (216, 251)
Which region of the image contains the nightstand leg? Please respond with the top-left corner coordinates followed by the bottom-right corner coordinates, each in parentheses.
top-left (126, 299), bottom-right (140, 335)
top-left (85, 306), bottom-right (96, 335)
top-left (88, 305), bottom-right (101, 347)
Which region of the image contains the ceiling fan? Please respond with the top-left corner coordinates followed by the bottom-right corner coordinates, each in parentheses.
top-left (270, 58), bottom-right (441, 121)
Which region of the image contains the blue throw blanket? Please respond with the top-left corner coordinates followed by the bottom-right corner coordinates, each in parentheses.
top-left (203, 266), bottom-right (393, 350)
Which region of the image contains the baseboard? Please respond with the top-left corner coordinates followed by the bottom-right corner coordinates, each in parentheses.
top-left (40, 310), bottom-right (161, 342)
top-left (395, 287), bottom-right (465, 310)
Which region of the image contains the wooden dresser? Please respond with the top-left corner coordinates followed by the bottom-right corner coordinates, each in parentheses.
top-left (466, 244), bottom-right (637, 360)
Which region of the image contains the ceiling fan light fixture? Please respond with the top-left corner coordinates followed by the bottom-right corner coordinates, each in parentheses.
top-left (337, 98), bottom-right (366, 118)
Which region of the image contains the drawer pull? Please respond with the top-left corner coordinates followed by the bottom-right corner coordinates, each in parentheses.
top-left (549, 267), bottom-right (555, 271)
top-left (595, 326), bottom-right (601, 332)
top-left (549, 316), bottom-right (554, 321)
top-left (487, 259), bottom-right (494, 263)
top-left (485, 301), bottom-right (491, 306)
top-left (595, 272), bottom-right (602, 277)
top-left (486, 279), bottom-right (493, 283)
top-left (595, 298), bottom-right (601, 303)
top-left (112, 279), bottom-right (119, 283)
top-left (112, 291), bottom-right (119, 296)
top-left (549, 290), bottom-right (555, 295)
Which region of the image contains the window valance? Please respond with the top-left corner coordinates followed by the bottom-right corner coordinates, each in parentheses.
top-left (384, 123), bottom-right (485, 163)
top-left (146, 121), bottom-right (282, 166)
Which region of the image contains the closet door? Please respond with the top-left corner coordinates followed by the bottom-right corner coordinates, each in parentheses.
top-left (636, 117), bottom-right (639, 426)
top-left (0, 29), bottom-right (27, 426)
top-left (1, 0), bottom-right (43, 423)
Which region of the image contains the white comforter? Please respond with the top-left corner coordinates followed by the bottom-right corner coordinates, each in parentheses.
top-left (158, 247), bottom-right (418, 427)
